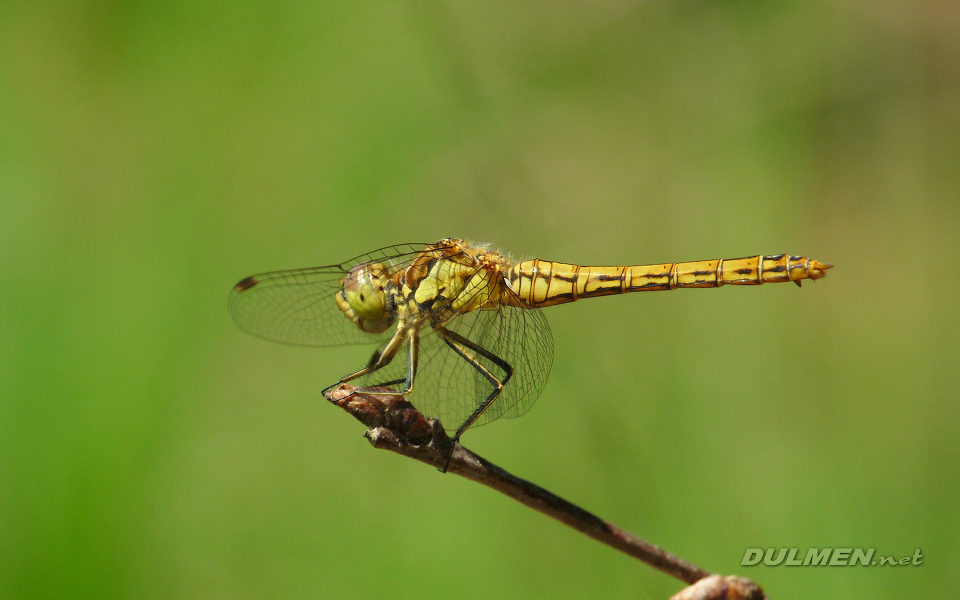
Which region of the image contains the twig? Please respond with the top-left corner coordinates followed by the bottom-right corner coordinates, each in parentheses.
top-left (325, 384), bottom-right (765, 600)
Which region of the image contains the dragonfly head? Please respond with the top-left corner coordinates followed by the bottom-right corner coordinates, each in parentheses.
top-left (336, 262), bottom-right (395, 334)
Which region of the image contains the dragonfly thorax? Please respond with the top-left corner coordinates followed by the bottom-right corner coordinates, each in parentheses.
top-left (335, 262), bottom-right (397, 334)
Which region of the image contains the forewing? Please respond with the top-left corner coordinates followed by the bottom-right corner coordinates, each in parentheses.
top-left (228, 243), bottom-right (431, 347)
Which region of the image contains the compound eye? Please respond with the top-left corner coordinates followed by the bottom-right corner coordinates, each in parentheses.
top-left (342, 263), bottom-right (386, 320)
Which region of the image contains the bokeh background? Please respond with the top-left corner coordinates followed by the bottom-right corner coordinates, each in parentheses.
top-left (2, 2), bottom-right (957, 598)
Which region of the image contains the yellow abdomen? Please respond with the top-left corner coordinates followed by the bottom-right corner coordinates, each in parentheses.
top-left (509, 255), bottom-right (833, 308)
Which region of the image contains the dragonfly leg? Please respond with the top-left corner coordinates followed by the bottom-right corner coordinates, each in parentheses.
top-left (330, 330), bottom-right (418, 397)
top-left (436, 327), bottom-right (514, 442)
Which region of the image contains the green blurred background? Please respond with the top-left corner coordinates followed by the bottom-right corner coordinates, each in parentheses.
top-left (2, 2), bottom-right (957, 598)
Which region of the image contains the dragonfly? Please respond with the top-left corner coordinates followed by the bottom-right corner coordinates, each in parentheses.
top-left (229, 239), bottom-right (831, 444)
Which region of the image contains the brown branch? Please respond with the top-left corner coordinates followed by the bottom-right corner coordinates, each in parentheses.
top-left (325, 384), bottom-right (765, 600)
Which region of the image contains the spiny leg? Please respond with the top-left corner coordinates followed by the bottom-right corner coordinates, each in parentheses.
top-left (323, 330), bottom-right (419, 398)
top-left (366, 377), bottom-right (407, 388)
top-left (321, 330), bottom-right (402, 396)
top-left (436, 327), bottom-right (514, 442)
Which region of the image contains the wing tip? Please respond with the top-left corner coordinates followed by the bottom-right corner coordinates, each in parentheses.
top-left (233, 276), bottom-right (259, 293)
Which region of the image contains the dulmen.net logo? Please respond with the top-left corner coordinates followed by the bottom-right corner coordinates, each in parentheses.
top-left (741, 548), bottom-right (924, 567)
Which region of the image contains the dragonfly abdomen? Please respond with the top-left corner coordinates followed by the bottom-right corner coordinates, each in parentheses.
top-left (510, 255), bottom-right (832, 308)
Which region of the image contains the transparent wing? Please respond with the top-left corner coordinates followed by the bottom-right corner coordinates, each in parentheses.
top-left (228, 243), bottom-right (432, 347)
top-left (418, 301), bottom-right (553, 432)
top-left (348, 274), bottom-right (554, 434)
top-left (235, 240), bottom-right (554, 434)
